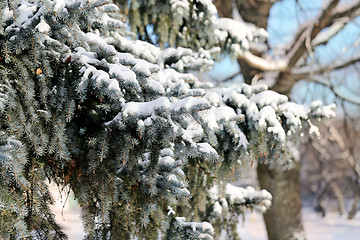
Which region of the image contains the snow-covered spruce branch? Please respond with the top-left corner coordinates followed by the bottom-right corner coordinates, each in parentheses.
top-left (0, 0), bottom-right (338, 239)
top-left (0, 0), bottom-right (224, 238)
top-left (174, 218), bottom-right (214, 240)
top-left (106, 32), bottom-right (221, 73)
top-left (202, 84), bottom-right (335, 159)
top-left (175, 84), bottom-right (336, 239)
top-left (208, 183), bottom-right (272, 215)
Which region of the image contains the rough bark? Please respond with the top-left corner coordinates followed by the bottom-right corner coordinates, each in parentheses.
top-left (214, 0), bottom-right (277, 28)
top-left (257, 161), bottom-right (305, 240)
top-left (235, 0), bottom-right (275, 29)
top-left (270, 72), bottom-right (297, 97)
top-left (348, 192), bottom-right (360, 220)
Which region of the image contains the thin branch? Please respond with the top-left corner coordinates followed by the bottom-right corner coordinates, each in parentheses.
top-left (237, 51), bottom-right (287, 71)
top-left (311, 17), bottom-right (349, 47)
top-left (332, 1), bottom-right (360, 21)
top-left (312, 1), bottom-right (360, 46)
top-left (329, 125), bottom-right (360, 177)
top-left (292, 53), bottom-right (360, 79)
top-left (220, 70), bottom-right (241, 82)
top-left (237, 0), bottom-right (360, 73)
top-left (286, 0), bottom-right (340, 69)
top-left (308, 77), bottom-right (360, 105)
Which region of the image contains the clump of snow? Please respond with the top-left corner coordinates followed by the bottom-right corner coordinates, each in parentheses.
top-left (107, 63), bottom-right (139, 88)
top-left (257, 106), bottom-right (286, 141)
top-left (159, 156), bottom-right (175, 166)
top-left (308, 123), bottom-right (320, 139)
top-left (225, 184), bottom-right (272, 209)
top-left (36, 16), bottom-right (50, 33)
top-left (205, 92), bottom-right (221, 107)
top-left (310, 101), bottom-right (336, 119)
top-left (122, 97), bottom-right (170, 117)
top-left (246, 102), bottom-right (260, 121)
top-left (143, 117), bottom-right (153, 126)
top-left (249, 90), bottom-right (288, 109)
top-left (6, 0), bottom-right (37, 32)
top-left (1, 7), bottom-right (13, 23)
top-left (278, 102), bottom-right (307, 127)
top-left (167, 206), bottom-right (176, 216)
top-left (160, 148), bottom-right (174, 157)
top-left (171, 97), bottom-right (209, 112)
top-left (196, 143), bottom-right (218, 156)
top-left (216, 18), bottom-right (268, 51)
top-left (223, 90), bottom-right (250, 109)
top-left (212, 201), bottom-right (222, 217)
top-left (201, 106), bottom-right (239, 132)
top-left (217, 18), bottom-right (249, 44)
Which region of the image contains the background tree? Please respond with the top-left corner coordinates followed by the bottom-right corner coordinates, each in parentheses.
top-left (301, 115), bottom-right (360, 219)
top-left (213, 0), bottom-right (360, 239)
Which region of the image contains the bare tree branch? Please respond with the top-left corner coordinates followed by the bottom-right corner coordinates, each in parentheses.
top-left (286, 0), bottom-right (340, 69)
top-left (286, 0), bottom-right (360, 67)
top-left (237, 1), bottom-right (360, 73)
top-left (312, 1), bottom-right (360, 46)
top-left (308, 77), bottom-right (360, 105)
top-left (332, 1), bottom-right (360, 21)
top-left (311, 18), bottom-right (350, 47)
top-left (219, 70), bottom-right (242, 82)
top-left (329, 126), bottom-right (360, 177)
top-left (292, 53), bottom-right (360, 79)
top-left (237, 51), bottom-right (287, 72)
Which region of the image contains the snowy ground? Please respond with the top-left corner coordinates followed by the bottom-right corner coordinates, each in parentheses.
top-left (50, 185), bottom-right (84, 239)
top-left (51, 186), bottom-right (360, 240)
top-left (238, 208), bottom-right (360, 240)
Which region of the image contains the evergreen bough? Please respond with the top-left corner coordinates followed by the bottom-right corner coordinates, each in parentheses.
top-left (0, 0), bottom-right (335, 239)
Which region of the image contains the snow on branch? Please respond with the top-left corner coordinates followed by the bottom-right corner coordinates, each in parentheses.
top-left (311, 17), bottom-right (349, 47)
top-left (312, 1), bottom-right (360, 47)
top-left (216, 0), bottom-right (360, 73)
top-left (286, 0), bottom-right (340, 69)
top-left (107, 32), bottom-right (220, 72)
top-left (332, 1), bottom-right (360, 20)
top-left (239, 51), bottom-right (287, 72)
top-left (208, 183), bottom-right (272, 214)
top-left (0, 0), bottom-right (340, 238)
top-left (285, 0), bottom-right (360, 70)
top-left (119, 96), bottom-right (210, 118)
top-left (198, 83), bottom-right (336, 170)
top-left (175, 217), bottom-right (214, 240)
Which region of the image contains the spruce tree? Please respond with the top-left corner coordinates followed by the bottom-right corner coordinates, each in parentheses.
top-left (0, 0), bottom-right (335, 239)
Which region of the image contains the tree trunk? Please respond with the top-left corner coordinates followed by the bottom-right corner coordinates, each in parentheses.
top-left (348, 191), bottom-right (360, 219)
top-left (238, 46), bottom-right (306, 240)
top-left (257, 161), bottom-right (305, 240)
top-left (214, 1), bottom-right (307, 239)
